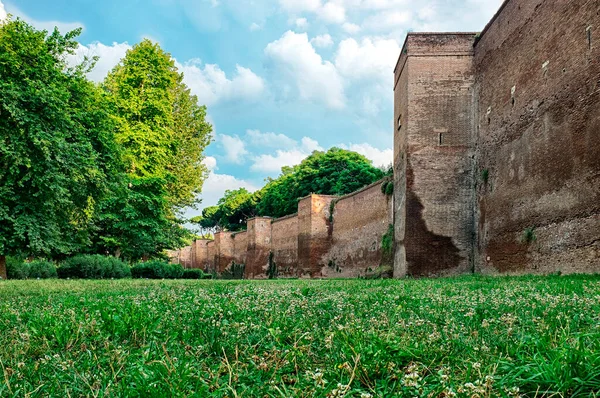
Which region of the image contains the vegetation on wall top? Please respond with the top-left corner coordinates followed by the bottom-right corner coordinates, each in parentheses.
top-left (193, 148), bottom-right (390, 232)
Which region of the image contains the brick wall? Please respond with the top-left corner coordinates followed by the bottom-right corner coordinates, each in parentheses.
top-left (170, 181), bottom-right (394, 279)
top-left (232, 231), bottom-right (248, 265)
top-left (298, 194), bottom-right (337, 277)
top-left (474, 0), bottom-right (600, 273)
top-left (215, 232), bottom-right (235, 274)
top-left (206, 241), bottom-right (216, 274)
top-left (245, 217), bottom-right (272, 278)
top-left (322, 180), bottom-right (393, 277)
top-left (271, 214), bottom-right (299, 277)
top-left (394, 33), bottom-right (477, 277)
top-left (192, 239), bottom-right (210, 269)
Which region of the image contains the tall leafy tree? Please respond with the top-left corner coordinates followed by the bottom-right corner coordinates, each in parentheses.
top-left (0, 18), bottom-right (120, 277)
top-left (94, 40), bottom-right (212, 259)
top-left (102, 39), bottom-right (212, 210)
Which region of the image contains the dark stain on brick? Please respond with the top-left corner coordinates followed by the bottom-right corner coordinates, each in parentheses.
top-left (405, 166), bottom-right (464, 276)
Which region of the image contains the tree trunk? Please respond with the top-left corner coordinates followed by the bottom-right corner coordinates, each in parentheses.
top-left (0, 255), bottom-right (7, 280)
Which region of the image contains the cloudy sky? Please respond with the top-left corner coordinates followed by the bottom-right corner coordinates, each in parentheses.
top-left (1, 0), bottom-right (502, 218)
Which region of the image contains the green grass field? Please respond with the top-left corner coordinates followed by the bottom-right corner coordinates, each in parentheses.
top-left (1, 276), bottom-right (600, 397)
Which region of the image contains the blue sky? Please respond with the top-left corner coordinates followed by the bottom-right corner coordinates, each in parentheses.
top-left (0, 0), bottom-right (502, 218)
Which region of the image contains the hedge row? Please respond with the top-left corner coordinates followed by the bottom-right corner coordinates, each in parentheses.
top-left (6, 255), bottom-right (212, 280)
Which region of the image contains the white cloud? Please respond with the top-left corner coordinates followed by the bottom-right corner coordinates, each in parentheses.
top-left (246, 130), bottom-right (297, 149)
top-left (265, 31), bottom-right (345, 109)
top-left (250, 136), bottom-right (323, 173)
top-left (301, 136), bottom-right (322, 152)
top-left (177, 60), bottom-right (265, 106)
top-left (3, 2), bottom-right (83, 33)
top-left (66, 42), bottom-right (265, 109)
top-left (249, 22), bottom-right (261, 31)
top-left (279, 0), bottom-right (321, 12)
top-left (219, 134), bottom-right (248, 164)
top-left (202, 156), bottom-right (218, 171)
top-left (334, 37), bottom-right (400, 81)
top-left (251, 149), bottom-right (312, 173)
top-left (311, 33), bottom-right (334, 48)
top-left (362, 10), bottom-right (412, 31)
top-left (66, 41), bottom-right (132, 82)
top-left (342, 22), bottom-right (361, 34)
top-left (197, 171), bottom-right (258, 210)
top-left (318, 2), bottom-right (346, 24)
top-left (340, 143), bottom-right (393, 167)
top-left (0, 1), bottom-right (6, 21)
top-left (295, 17), bottom-right (309, 29)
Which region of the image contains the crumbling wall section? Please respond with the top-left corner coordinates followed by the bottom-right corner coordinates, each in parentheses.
top-left (271, 214), bottom-right (299, 277)
top-left (322, 180), bottom-right (393, 277)
top-left (474, 0), bottom-right (600, 273)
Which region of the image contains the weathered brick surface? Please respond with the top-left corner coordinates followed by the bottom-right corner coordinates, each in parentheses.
top-left (474, 0), bottom-right (600, 273)
top-left (394, 33), bottom-right (477, 277)
top-left (392, 0), bottom-right (600, 275)
top-left (177, 245), bottom-right (193, 268)
top-left (245, 217), bottom-right (272, 278)
top-left (232, 231), bottom-right (248, 265)
top-left (215, 232), bottom-right (235, 274)
top-left (192, 239), bottom-right (210, 269)
top-left (298, 195), bottom-right (337, 277)
top-left (206, 241), bottom-right (216, 274)
top-left (322, 180), bottom-right (393, 277)
top-left (271, 214), bottom-right (299, 277)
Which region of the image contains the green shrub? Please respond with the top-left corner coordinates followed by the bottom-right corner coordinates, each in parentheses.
top-left (28, 260), bottom-right (57, 279)
top-left (481, 169), bottom-right (489, 185)
top-left (522, 227), bottom-right (537, 244)
top-left (381, 224), bottom-right (394, 256)
top-left (58, 255), bottom-right (131, 279)
top-left (267, 252), bottom-right (277, 279)
top-left (182, 269), bottom-right (205, 279)
top-left (364, 265), bottom-right (394, 279)
top-left (6, 257), bottom-right (29, 280)
top-left (131, 260), bottom-right (184, 279)
top-left (221, 262), bottom-right (245, 280)
top-left (6, 258), bottom-right (57, 279)
top-left (385, 181), bottom-right (394, 195)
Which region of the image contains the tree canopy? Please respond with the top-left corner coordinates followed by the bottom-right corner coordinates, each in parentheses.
top-left (103, 39), bottom-right (212, 212)
top-left (0, 19), bottom-right (212, 273)
top-left (199, 148), bottom-right (386, 232)
top-left (0, 19), bottom-right (120, 272)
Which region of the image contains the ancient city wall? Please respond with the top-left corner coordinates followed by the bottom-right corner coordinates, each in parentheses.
top-left (170, 179), bottom-right (393, 278)
top-left (392, 0), bottom-right (600, 275)
top-left (473, 0), bottom-right (600, 273)
top-left (394, 33), bottom-right (477, 277)
top-left (245, 217), bottom-right (272, 278)
top-left (207, 241), bottom-right (216, 274)
top-left (232, 231), bottom-right (247, 265)
top-left (214, 232), bottom-right (235, 274)
top-left (271, 214), bottom-right (298, 277)
top-left (322, 180), bottom-right (393, 277)
top-left (166, 0), bottom-right (600, 278)
top-left (193, 240), bottom-right (210, 269)
top-left (298, 195), bottom-right (337, 277)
